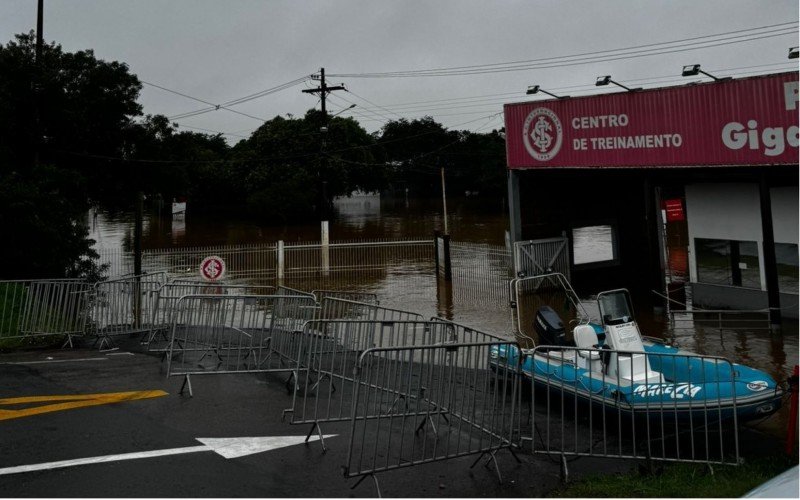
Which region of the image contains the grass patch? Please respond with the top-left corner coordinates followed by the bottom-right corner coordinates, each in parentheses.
top-left (553, 456), bottom-right (796, 498)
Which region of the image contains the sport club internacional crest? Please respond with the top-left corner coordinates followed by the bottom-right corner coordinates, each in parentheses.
top-left (522, 107), bottom-right (563, 161)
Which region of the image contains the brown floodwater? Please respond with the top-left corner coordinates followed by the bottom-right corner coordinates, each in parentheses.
top-left (89, 194), bottom-right (798, 439)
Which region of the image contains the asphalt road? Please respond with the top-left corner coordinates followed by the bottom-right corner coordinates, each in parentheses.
top-left (2, 337), bottom-right (631, 498)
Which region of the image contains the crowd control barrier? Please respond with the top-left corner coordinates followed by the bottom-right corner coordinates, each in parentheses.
top-left (343, 341), bottom-right (522, 496)
top-left (312, 290), bottom-right (379, 305)
top-left (527, 346), bottom-right (745, 479)
top-left (317, 297), bottom-right (423, 323)
top-left (144, 283), bottom-right (276, 352)
top-left (165, 294), bottom-right (317, 396)
top-left (285, 319), bottom-right (510, 452)
top-left (0, 279), bottom-right (91, 347)
top-left (85, 275), bottom-right (165, 349)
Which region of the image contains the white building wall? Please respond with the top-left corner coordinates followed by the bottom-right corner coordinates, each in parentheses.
top-left (686, 181), bottom-right (798, 293)
top-left (685, 183), bottom-right (763, 289)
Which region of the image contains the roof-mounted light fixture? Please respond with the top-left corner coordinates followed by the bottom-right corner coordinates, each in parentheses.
top-left (595, 75), bottom-right (641, 92)
top-left (681, 64), bottom-right (731, 81)
top-left (789, 47), bottom-right (799, 59)
top-left (526, 85), bottom-right (569, 99)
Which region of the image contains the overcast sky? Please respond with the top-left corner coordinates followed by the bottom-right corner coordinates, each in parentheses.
top-left (2, 1), bottom-right (798, 141)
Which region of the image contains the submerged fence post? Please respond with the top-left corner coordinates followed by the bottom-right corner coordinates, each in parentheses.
top-left (443, 234), bottom-right (451, 281)
top-left (321, 221), bottom-right (330, 277)
top-left (277, 240), bottom-right (285, 284)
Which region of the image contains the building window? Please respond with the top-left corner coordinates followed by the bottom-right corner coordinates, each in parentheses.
top-left (572, 225), bottom-right (617, 266)
top-left (695, 238), bottom-right (761, 289)
top-left (775, 243), bottom-right (799, 295)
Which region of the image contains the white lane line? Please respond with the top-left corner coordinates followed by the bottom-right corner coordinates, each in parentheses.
top-left (0, 435), bottom-right (336, 476)
top-left (0, 358), bottom-right (109, 365)
top-left (0, 446), bottom-right (208, 475)
top-left (105, 352), bottom-right (134, 356)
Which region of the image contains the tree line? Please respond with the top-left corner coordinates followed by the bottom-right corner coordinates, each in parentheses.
top-left (0, 33), bottom-right (506, 279)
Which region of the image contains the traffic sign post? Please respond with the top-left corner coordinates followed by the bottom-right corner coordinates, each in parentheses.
top-left (199, 256), bottom-right (226, 282)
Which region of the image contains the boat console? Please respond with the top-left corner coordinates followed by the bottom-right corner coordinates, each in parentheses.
top-left (598, 290), bottom-right (664, 384)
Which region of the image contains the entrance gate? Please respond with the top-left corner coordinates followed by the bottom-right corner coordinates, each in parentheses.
top-left (513, 237), bottom-right (570, 280)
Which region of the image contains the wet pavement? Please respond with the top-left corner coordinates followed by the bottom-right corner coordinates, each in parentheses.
top-left (0, 337), bottom-right (635, 498)
top-left (1, 334), bottom-right (790, 498)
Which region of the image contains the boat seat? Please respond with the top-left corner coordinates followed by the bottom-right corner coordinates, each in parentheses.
top-left (573, 324), bottom-right (604, 373)
top-left (573, 324), bottom-right (600, 360)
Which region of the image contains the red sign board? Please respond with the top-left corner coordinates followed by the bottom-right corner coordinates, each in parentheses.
top-left (662, 198), bottom-right (685, 222)
top-left (200, 255), bottom-right (226, 281)
top-left (504, 72), bottom-right (799, 169)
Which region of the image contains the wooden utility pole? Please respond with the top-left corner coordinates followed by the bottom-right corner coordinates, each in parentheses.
top-left (33, 0), bottom-right (43, 168)
top-left (302, 68), bottom-right (346, 220)
top-left (301, 68), bottom-right (346, 117)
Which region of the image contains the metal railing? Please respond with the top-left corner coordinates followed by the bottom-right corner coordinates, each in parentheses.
top-left (85, 275), bottom-right (164, 349)
top-left (144, 283), bottom-right (276, 352)
top-left (344, 341), bottom-right (522, 496)
top-left (97, 239), bottom-right (433, 281)
top-left (511, 273), bottom-right (590, 349)
top-left (0, 279), bottom-right (91, 347)
top-left (165, 294), bottom-right (318, 396)
top-left (527, 345), bottom-right (746, 479)
top-left (316, 297), bottom-right (424, 323)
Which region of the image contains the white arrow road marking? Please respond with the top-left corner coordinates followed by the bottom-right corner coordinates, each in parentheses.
top-left (0, 434), bottom-right (336, 476)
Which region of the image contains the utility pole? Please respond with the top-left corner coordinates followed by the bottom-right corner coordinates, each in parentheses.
top-left (301, 68), bottom-right (346, 117)
top-left (33, 0), bottom-right (43, 168)
top-left (302, 68), bottom-right (346, 219)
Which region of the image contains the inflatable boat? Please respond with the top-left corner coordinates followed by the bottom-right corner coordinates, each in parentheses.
top-left (492, 287), bottom-right (784, 423)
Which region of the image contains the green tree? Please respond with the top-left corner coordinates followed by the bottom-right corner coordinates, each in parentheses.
top-left (228, 110), bottom-right (382, 222)
top-left (0, 33), bottom-right (144, 278)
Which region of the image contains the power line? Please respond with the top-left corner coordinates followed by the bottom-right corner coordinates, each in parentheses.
top-left (329, 23), bottom-right (797, 78)
top-left (144, 76), bottom-right (310, 122)
top-left (340, 64), bottom-right (797, 118)
top-left (142, 80), bottom-right (269, 122)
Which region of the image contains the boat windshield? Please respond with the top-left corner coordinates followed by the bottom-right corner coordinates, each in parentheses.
top-left (598, 290), bottom-right (635, 326)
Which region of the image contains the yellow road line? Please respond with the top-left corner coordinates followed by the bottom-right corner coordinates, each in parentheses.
top-left (0, 390), bottom-right (168, 421)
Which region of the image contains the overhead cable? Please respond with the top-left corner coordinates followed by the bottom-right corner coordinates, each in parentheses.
top-left (329, 23), bottom-right (797, 78)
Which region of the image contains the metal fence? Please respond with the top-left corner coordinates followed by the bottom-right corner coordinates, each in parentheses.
top-left (316, 297), bottom-right (424, 323)
top-left (85, 275), bottom-right (165, 349)
top-left (312, 290), bottom-right (379, 305)
top-left (165, 294), bottom-right (318, 396)
top-left (449, 242), bottom-right (512, 306)
top-left (343, 341), bottom-right (522, 496)
top-left (527, 345), bottom-right (743, 479)
top-left (0, 279), bottom-right (91, 347)
top-left (97, 239), bottom-right (433, 281)
top-left (144, 283), bottom-right (276, 352)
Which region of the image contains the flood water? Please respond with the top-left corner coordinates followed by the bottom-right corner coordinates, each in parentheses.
top-left (89, 194), bottom-right (798, 438)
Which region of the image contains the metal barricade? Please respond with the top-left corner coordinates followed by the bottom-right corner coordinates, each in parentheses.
top-left (276, 285), bottom-right (316, 299)
top-left (528, 346), bottom-right (744, 478)
top-left (0, 279), bottom-right (91, 347)
top-left (512, 274), bottom-right (590, 349)
top-left (317, 297), bottom-right (423, 322)
top-left (312, 290), bottom-right (379, 305)
top-left (165, 294), bottom-right (317, 396)
top-left (144, 283), bottom-right (276, 352)
top-left (343, 341), bottom-right (522, 496)
top-left (86, 275), bottom-right (163, 349)
top-left (285, 319), bottom-right (501, 452)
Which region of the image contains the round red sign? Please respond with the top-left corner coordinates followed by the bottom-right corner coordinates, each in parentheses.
top-left (199, 255), bottom-right (226, 281)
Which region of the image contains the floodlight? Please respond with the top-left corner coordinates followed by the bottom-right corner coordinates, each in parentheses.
top-left (595, 75), bottom-right (640, 92)
top-left (790, 47), bottom-right (799, 59)
top-left (526, 85), bottom-right (568, 99)
top-left (680, 64), bottom-right (730, 81)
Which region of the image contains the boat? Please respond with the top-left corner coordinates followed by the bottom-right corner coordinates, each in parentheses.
top-left (491, 276), bottom-right (784, 423)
